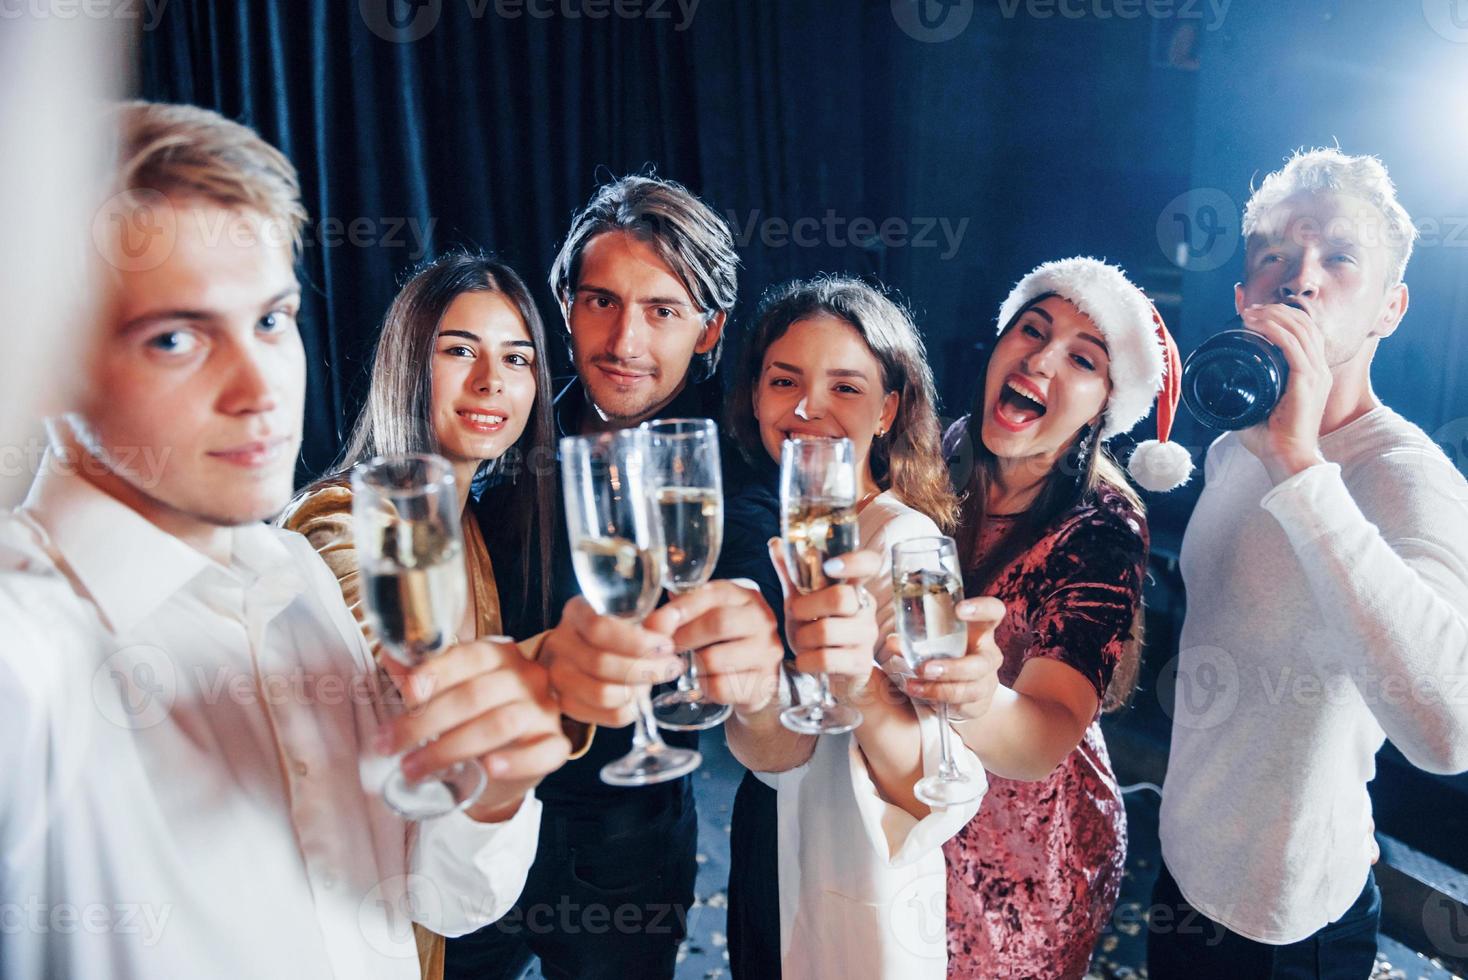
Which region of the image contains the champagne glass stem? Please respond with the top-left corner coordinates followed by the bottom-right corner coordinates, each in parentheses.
top-left (816, 673), bottom-right (837, 714)
top-left (670, 585), bottom-right (700, 695)
top-left (632, 687), bottom-right (663, 752)
top-left (679, 651), bottom-right (700, 694)
top-left (936, 702), bottom-right (960, 780)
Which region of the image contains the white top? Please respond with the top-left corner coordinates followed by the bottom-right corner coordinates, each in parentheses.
top-left (1160, 407), bottom-right (1468, 944)
top-left (761, 491), bottom-right (986, 979)
top-left (0, 459), bottom-right (542, 980)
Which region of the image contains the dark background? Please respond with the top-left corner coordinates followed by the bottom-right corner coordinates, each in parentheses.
top-left (138, 0), bottom-right (1468, 888)
top-left (137, 0), bottom-right (1468, 498)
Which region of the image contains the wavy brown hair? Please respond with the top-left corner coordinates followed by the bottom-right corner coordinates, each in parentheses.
top-left (728, 275), bottom-right (958, 531)
top-left (314, 251), bottom-right (556, 620)
top-left (954, 295), bottom-right (1146, 712)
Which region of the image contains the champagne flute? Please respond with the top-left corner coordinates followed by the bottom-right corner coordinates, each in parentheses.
top-left (892, 535), bottom-right (982, 808)
top-left (644, 418), bottom-right (731, 731)
top-left (778, 437), bottom-right (864, 735)
top-left (352, 453), bottom-right (488, 820)
top-left (561, 428), bottom-right (703, 786)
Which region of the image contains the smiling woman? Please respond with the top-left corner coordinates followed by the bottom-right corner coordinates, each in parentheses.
top-left (728, 274), bottom-right (957, 530)
top-left (276, 252), bottom-right (571, 980)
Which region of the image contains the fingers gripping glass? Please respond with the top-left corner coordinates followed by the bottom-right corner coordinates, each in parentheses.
top-left (352, 453), bottom-right (487, 820)
top-left (778, 437), bottom-right (864, 736)
top-left (643, 419), bottom-right (732, 731)
top-left (892, 536), bottom-right (982, 808)
top-left (560, 429), bottom-right (702, 786)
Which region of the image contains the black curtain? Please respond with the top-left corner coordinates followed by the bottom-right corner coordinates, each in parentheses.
top-left (138, 0), bottom-right (899, 481)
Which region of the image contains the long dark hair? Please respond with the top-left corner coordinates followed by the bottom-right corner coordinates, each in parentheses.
top-left (956, 296), bottom-right (1145, 712)
top-left (728, 275), bottom-right (959, 531)
top-left (323, 251), bottom-right (556, 620)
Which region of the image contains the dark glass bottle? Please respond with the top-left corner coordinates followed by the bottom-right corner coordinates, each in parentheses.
top-left (1181, 319), bottom-right (1290, 430)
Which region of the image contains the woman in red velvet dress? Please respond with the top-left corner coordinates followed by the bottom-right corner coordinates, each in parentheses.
top-left (894, 258), bottom-right (1195, 979)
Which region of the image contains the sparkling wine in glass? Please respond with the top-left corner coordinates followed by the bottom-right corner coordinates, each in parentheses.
top-left (892, 535), bottom-right (982, 808)
top-left (644, 419), bottom-right (731, 731)
top-left (779, 437), bottom-right (864, 735)
top-left (353, 453), bottom-right (488, 820)
top-left (561, 428), bottom-right (702, 786)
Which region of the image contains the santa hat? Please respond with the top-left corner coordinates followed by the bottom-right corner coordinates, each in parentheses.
top-left (995, 257), bottom-right (1194, 492)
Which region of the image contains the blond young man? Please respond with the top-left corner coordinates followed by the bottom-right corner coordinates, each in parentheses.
top-left (1150, 149), bottom-right (1468, 978)
top-left (0, 102), bottom-right (569, 980)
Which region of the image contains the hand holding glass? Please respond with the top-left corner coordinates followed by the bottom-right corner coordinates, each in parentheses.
top-left (892, 535), bottom-right (982, 808)
top-left (353, 453), bottom-right (488, 820)
top-left (779, 436), bottom-right (863, 735)
top-left (561, 429), bottom-right (702, 786)
top-left (644, 418), bottom-right (731, 731)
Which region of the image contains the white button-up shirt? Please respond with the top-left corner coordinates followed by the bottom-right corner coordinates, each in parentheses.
top-left (0, 459), bottom-right (541, 980)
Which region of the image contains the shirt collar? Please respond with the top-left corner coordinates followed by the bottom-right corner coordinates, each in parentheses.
top-left (19, 454), bottom-right (304, 634)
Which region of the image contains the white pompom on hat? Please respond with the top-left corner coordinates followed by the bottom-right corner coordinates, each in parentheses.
top-left (995, 256), bottom-right (1194, 492)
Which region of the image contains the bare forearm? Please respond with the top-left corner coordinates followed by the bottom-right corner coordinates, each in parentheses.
top-left (952, 686), bottom-right (1085, 781)
top-left (726, 690), bottom-right (816, 773)
top-left (851, 672), bottom-right (927, 818)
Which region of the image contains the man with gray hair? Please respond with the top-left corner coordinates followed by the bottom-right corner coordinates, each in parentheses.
top-left (1149, 148), bottom-right (1468, 976)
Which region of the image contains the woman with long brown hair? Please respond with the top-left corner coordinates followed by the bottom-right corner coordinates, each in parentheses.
top-left (279, 250), bottom-right (574, 980)
top-left (899, 257), bottom-right (1193, 978)
top-left (723, 274), bottom-right (987, 978)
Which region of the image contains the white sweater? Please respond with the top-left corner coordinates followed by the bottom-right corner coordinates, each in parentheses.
top-left (1159, 406), bottom-right (1468, 944)
top-left (759, 491), bottom-right (986, 979)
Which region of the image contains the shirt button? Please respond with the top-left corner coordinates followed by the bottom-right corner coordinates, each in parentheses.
top-left (293, 760), bottom-right (309, 777)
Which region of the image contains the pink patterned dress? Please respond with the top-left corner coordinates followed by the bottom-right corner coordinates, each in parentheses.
top-left (944, 486), bottom-right (1148, 980)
